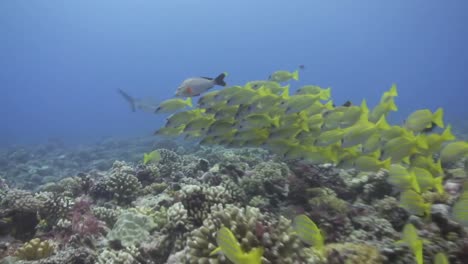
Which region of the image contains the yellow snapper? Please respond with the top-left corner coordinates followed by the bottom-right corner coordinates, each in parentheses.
top-left (292, 214), bottom-right (324, 252)
top-left (341, 115), bottom-right (390, 148)
top-left (369, 96), bottom-right (398, 123)
top-left (155, 98), bottom-right (193, 113)
top-left (211, 105), bottom-right (239, 119)
top-left (404, 108), bottom-right (444, 133)
top-left (381, 134), bottom-right (428, 163)
top-left (246, 80), bottom-right (288, 94)
top-left (207, 119), bottom-right (236, 136)
top-left (387, 164), bottom-right (421, 192)
top-left (362, 133), bottom-right (382, 154)
top-left (353, 155), bottom-right (391, 172)
top-left (279, 94), bottom-right (323, 114)
top-left (304, 100), bottom-right (334, 116)
top-left (154, 126), bottom-right (184, 137)
top-left (234, 128), bottom-right (269, 142)
top-left (143, 150), bottom-right (161, 165)
top-left (434, 253), bottom-right (449, 264)
top-left (398, 223), bottom-right (424, 264)
top-left (263, 139), bottom-right (299, 155)
top-left (410, 155), bottom-right (444, 177)
top-left (338, 99), bottom-right (369, 128)
top-left (421, 125), bottom-right (455, 154)
top-left (411, 167), bottom-right (444, 193)
top-left (210, 227), bottom-right (264, 264)
top-left (197, 90), bottom-right (221, 108)
top-left (213, 85), bottom-right (246, 102)
top-left (175, 73), bottom-right (227, 97)
top-left (183, 116), bottom-right (215, 133)
top-left (296, 85), bottom-right (331, 100)
top-left (165, 109), bottom-right (205, 128)
top-left (268, 125), bottom-right (303, 140)
top-left (440, 141), bottom-right (468, 164)
top-left (380, 84), bottom-right (398, 103)
top-left (399, 189), bottom-right (431, 218)
top-left (269, 69), bottom-right (299, 82)
top-left (246, 94), bottom-right (282, 113)
top-left (314, 129), bottom-right (345, 147)
top-left (451, 188), bottom-right (468, 227)
top-left (380, 125), bottom-right (411, 141)
top-left (239, 114), bottom-right (281, 129)
top-left (283, 145), bottom-right (337, 164)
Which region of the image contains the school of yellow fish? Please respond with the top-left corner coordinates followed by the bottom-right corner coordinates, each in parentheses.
top-left (151, 70), bottom-right (468, 232)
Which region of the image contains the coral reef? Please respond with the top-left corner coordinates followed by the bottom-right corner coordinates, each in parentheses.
top-left (1, 135), bottom-right (467, 263)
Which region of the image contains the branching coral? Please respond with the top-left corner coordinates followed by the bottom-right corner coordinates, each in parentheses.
top-left (93, 206), bottom-right (122, 228)
top-left (236, 161), bottom-right (290, 208)
top-left (105, 161), bottom-right (142, 205)
top-left (178, 184), bottom-right (234, 227)
top-left (185, 204), bottom-right (320, 264)
top-left (156, 149), bottom-right (183, 179)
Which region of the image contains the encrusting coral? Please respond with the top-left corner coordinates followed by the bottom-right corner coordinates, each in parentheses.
top-left (107, 210), bottom-right (157, 247)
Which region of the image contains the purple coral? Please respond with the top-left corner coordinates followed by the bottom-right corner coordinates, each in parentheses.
top-left (70, 197), bottom-right (105, 238)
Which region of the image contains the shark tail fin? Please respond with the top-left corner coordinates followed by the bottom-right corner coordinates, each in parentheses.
top-left (118, 89), bottom-right (136, 112)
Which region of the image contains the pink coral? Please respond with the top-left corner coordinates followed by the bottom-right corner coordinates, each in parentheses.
top-left (70, 196), bottom-right (105, 238)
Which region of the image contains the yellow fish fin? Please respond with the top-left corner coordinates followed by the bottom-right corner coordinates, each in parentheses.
top-left (292, 70), bottom-right (299, 80)
top-left (441, 125), bottom-right (455, 141)
top-left (209, 247), bottom-right (222, 256)
top-left (432, 108), bottom-right (444, 128)
top-left (216, 227), bottom-right (243, 262)
top-left (186, 97), bottom-right (193, 107)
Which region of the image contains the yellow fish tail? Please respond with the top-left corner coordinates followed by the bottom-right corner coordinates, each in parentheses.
top-left (434, 252), bottom-right (449, 264)
top-left (272, 116), bottom-right (281, 128)
top-left (186, 97), bottom-right (193, 107)
top-left (434, 176), bottom-right (444, 194)
top-left (380, 157), bottom-right (392, 170)
top-left (320, 87), bottom-right (332, 100)
top-left (388, 97), bottom-right (398, 111)
top-left (410, 172), bottom-right (421, 193)
top-left (432, 108), bottom-right (444, 128)
top-left (389, 84), bottom-right (398, 97)
top-left (281, 85), bottom-right (290, 97)
top-left (441, 125), bottom-right (455, 141)
top-left (292, 69), bottom-right (299, 80)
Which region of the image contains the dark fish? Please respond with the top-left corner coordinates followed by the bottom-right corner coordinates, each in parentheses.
top-left (117, 89), bottom-right (136, 112)
top-left (421, 122), bottom-right (437, 133)
top-left (117, 89), bottom-right (160, 113)
top-left (175, 73), bottom-right (228, 97)
top-left (332, 101), bottom-right (353, 108)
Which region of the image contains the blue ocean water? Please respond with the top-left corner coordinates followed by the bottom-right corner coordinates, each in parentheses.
top-left (1, 0), bottom-right (467, 146)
